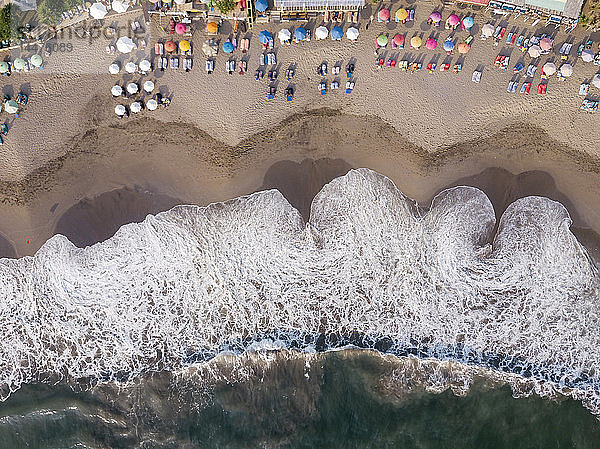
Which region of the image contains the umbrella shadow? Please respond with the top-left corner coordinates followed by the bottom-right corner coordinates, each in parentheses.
top-left (1, 85), bottom-right (14, 98)
top-left (18, 82), bottom-right (31, 95)
top-left (429, 54), bottom-right (440, 65)
top-left (419, 20), bottom-right (431, 32)
top-left (442, 55), bottom-right (453, 65)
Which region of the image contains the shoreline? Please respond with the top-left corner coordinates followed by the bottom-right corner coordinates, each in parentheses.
top-left (1, 110), bottom-right (600, 258)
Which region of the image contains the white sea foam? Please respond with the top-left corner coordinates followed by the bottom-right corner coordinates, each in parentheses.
top-left (0, 169), bottom-right (599, 415)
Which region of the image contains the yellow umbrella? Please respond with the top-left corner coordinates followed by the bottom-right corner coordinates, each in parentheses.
top-left (207, 21), bottom-right (218, 33)
top-left (410, 36), bottom-right (422, 48)
top-left (395, 8), bottom-right (408, 21)
top-left (179, 40), bottom-right (191, 52)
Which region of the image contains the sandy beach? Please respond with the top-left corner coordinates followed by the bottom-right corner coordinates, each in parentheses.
top-left (1, 4), bottom-right (600, 257)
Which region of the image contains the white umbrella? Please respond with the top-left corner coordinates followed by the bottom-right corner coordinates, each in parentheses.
top-left (111, 85), bottom-right (123, 96)
top-left (139, 59), bottom-right (151, 72)
top-left (559, 63), bottom-right (573, 77)
top-left (542, 62), bottom-right (556, 76)
top-left (89, 2), bottom-right (108, 19)
top-left (130, 101), bottom-right (142, 113)
top-left (481, 23), bottom-right (494, 38)
top-left (582, 49), bottom-right (594, 63)
top-left (143, 80), bottom-right (155, 93)
top-left (315, 26), bottom-right (328, 40)
top-left (116, 36), bottom-right (135, 54)
top-left (278, 28), bottom-right (291, 42)
top-left (115, 104), bottom-right (126, 116)
top-left (125, 61), bottom-right (137, 73)
top-left (346, 27), bottom-right (359, 41)
top-left (127, 82), bottom-right (138, 94)
top-left (146, 99), bottom-right (158, 110)
top-left (4, 100), bottom-right (18, 114)
top-left (528, 45), bottom-right (541, 58)
top-left (108, 63), bottom-right (120, 74)
top-left (111, 0), bottom-right (128, 13)
top-left (593, 74), bottom-right (600, 89)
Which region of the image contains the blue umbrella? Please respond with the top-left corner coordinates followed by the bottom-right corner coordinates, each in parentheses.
top-left (294, 27), bottom-right (307, 41)
top-left (331, 26), bottom-right (343, 40)
top-left (222, 41), bottom-right (234, 53)
top-left (443, 40), bottom-right (454, 52)
top-left (462, 16), bottom-right (474, 29)
top-left (259, 30), bottom-right (272, 44)
top-left (255, 0), bottom-right (267, 12)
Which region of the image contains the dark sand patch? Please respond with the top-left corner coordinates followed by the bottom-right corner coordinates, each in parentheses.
top-left (0, 233), bottom-right (16, 259)
top-left (259, 158), bottom-right (353, 222)
top-left (54, 187), bottom-right (183, 248)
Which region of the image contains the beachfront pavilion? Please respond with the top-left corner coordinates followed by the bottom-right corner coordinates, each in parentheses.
top-left (274, 0), bottom-right (364, 12)
top-left (482, 0), bottom-right (584, 20)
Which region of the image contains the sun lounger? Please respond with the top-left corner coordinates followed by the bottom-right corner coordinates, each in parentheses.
top-left (526, 64), bottom-right (536, 77)
top-left (170, 57), bottom-right (179, 69)
top-left (513, 62), bottom-right (524, 73)
top-left (506, 32), bottom-right (513, 44)
top-left (472, 70), bottom-right (481, 83)
top-left (319, 81), bottom-right (327, 95)
top-left (595, 54), bottom-right (600, 66)
top-left (521, 38), bottom-right (529, 52)
top-left (579, 83), bottom-right (590, 95)
top-left (453, 64), bottom-right (462, 74)
top-left (331, 81), bottom-right (340, 89)
top-left (516, 35), bottom-right (524, 47)
top-left (465, 35), bottom-right (474, 45)
top-left (286, 87), bottom-right (293, 101)
top-left (580, 98), bottom-right (598, 112)
top-left (537, 83), bottom-right (547, 95)
top-left (507, 80), bottom-right (518, 92)
top-left (346, 63), bottom-right (354, 78)
top-left (521, 82), bottom-right (531, 93)
top-left (268, 85), bottom-right (276, 100)
top-left (346, 81), bottom-right (355, 94)
top-left (502, 56), bottom-right (509, 71)
top-left (427, 62), bottom-right (436, 73)
top-left (268, 69), bottom-right (277, 81)
top-left (441, 63), bottom-right (449, 72)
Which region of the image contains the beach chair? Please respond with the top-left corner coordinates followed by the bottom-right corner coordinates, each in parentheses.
top-left (502, 57), bottom-right (510, 71)
top-left (239, 60), bottom-right (247, 75)
top-left (526, 64), bottom-right (536, 77)
top-left (465, 35), bottom-right (474, 45)
top-left (579, 83), bottom-right (590, 95)
top-left (537, 83), bottom-right (547, 95)
top-left (471, 70), bottom-right (481, 83)
top-left (319, 81), bottom-right (327, 95)
top-left (521, 38), bottom-right (529, 52)
top-left (505, 32), bottom-right (513, 44)
top-left (513, 62), bottom-right (524, 73)
top-left (453, 64), bottom-right (462, 74)
top-left (427, 62), bottom-right (436, 73)
top-left (441, 63), bottom-right (450, 72)
top-left (267, 85), bottom-right (276, 100)
top-left (346, 63), bottom-right (354, 78)
top-left (346, 81), bottom-right (355, 94)
top-left (286, 87), bottom-right (293, 101)
top-left (260, 53), bottom-right (266, 66)
top-left (516, 35), bottom-right (524, 47)
top-left (377, 58), bottom-right (384, 68)
top-left (331, 81), bottom-right (340, 89)
top-left (268, 69), bottom-right (277, 81)
top-left (507, 80), bottom-right (515, 92)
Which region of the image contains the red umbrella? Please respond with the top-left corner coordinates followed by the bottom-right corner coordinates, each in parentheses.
top-left (393, 34), bottom-right (404, 46)
top-left (539, 37), bottom-right (553, 51)
top-left (165, 40), bottom-right (177, 52)
top-left (378, 9), bottom-right (390, 21)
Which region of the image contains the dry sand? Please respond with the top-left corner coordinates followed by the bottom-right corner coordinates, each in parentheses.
top-left (1, 6), bottom-right (600, 257)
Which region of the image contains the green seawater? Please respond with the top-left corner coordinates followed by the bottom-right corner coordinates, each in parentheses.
top-left (0, 352), bottom-right (599, 449)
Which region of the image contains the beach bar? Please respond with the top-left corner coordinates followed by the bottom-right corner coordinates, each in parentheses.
top-left (274, 0), bottom-right (364, 12)
top-left (484, 0), bottom-right (583, 20)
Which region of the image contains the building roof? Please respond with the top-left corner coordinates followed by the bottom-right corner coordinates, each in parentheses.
top-left (525, 0), bottom-right (566, 12)
top-left (10, 0), bottom-right (37, 10)
top-left (275, 0), bottom-right (364, 9)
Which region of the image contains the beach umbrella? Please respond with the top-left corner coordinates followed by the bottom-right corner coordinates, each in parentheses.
top-left (278, 28), bottom-right (291, 42)
top-left (528, 45), bottom-right (541, 58)
top-left (457, 42), bottom-right (470, 54)
top-left (130, 101), bottom-right (142, 113)
top-left (89, 2), bottom-right (107, 19)
top-left (146, 99), bottom-right (158, 110)
top-left (443, 39), bottom-right (454, 52)
top-left (259, 30), bottom-right (272, 44)
top-left (30, 54), bottom-right (42, 67)
top-left (425, 38), bottom-right (437, 50)
top-left (331, 26), bottom-right (343, 40)
top-left (593, 74), bottom-right (600, 89)
top-left (410, 35), bottom-right (422, 49)
top-left (207, 21), bottom-right (218, 33)
top-left (482, 23), bottom-right (494, 37)
top-left (111, 0), bottom-right (128, 13)
top-left (542, 61), bottom-right (556, 76)
top-left (165, 40), bottom-right (177, 52)
top-left (202, 41), bottom-right (217, 57)
top-left (396, 8), bottom-right (408, 21)
top-left (377, 34), bottom-right (389, 47)
top-left (315, 26), bottom-right (328, 40)
top-left (559, 63), bottom-right (573, 77)
top-left (539, 37), bottom-right (553, 51)
top-left (581, 49), bottom-right (594, 63)
top-left (429, 11), bottom-right (441, 23)
top-left (294, 27), bottom-right (307, 41)
top-left (13, 58), bottom-right (26, 70)
top-left (178, 40), bottom-right (190, 52)
top-left (115, 104), bottom-right (126, 116)
top-left (127, 82), bottom-right (138, 94)
top-left (393, 34), bottom-right (404, 47)
top-left (125, 61), bottom-right (137, 73)
top-left (462, 16), bottom-right (474, 30)
top-left (108, 63), bottom-right (120, 74)
top-left (139, 59), bottom-right (151, 72)
top-left (346, 27), bottom-right (359, 41)
top-left (378, 9), bottom-right (390, 22)
top-left (111, 85), bottom-right (123, 96)
top-left (4, 100), bottom-right (18, 114)
top-left (222, 41), bottom-right (234, 53)
top-left (116, 36), bottom-right (135, 53)
top-left (255, 0), bottom-right (267, 12)
top-left (447, 14), bottom-right (459, 26)
top-left (143, 80), bottom-right (155, 93)
top-left (0, 61), bottom-right (8, 73)
top-left (175, 23), bottom-right (187, 35)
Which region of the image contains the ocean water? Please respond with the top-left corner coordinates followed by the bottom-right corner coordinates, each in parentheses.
top-left (1, 168), bottom-right (600, 445)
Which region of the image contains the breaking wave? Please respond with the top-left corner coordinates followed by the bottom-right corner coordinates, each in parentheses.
top-left (1, 169), bottom-right (599, 416)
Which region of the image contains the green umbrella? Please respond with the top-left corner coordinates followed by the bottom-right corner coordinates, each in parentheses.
top-left (377, 34), bottom-right (388, 47)
top-left (0, 61), bottom-right (8, 73)
top-left (30, 54), bottom-right (42, 67)
top-left (4, 100), bottom-right (18, 114)
top-left (13, 58), bottom-right (26, 70)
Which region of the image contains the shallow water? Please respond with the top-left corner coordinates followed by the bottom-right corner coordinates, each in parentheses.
top-left (1, 351), bottom-right (599, 449)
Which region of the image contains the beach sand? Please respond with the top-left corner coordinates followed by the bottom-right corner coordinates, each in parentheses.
top-left (1, 8), bottom-right (600, 257)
